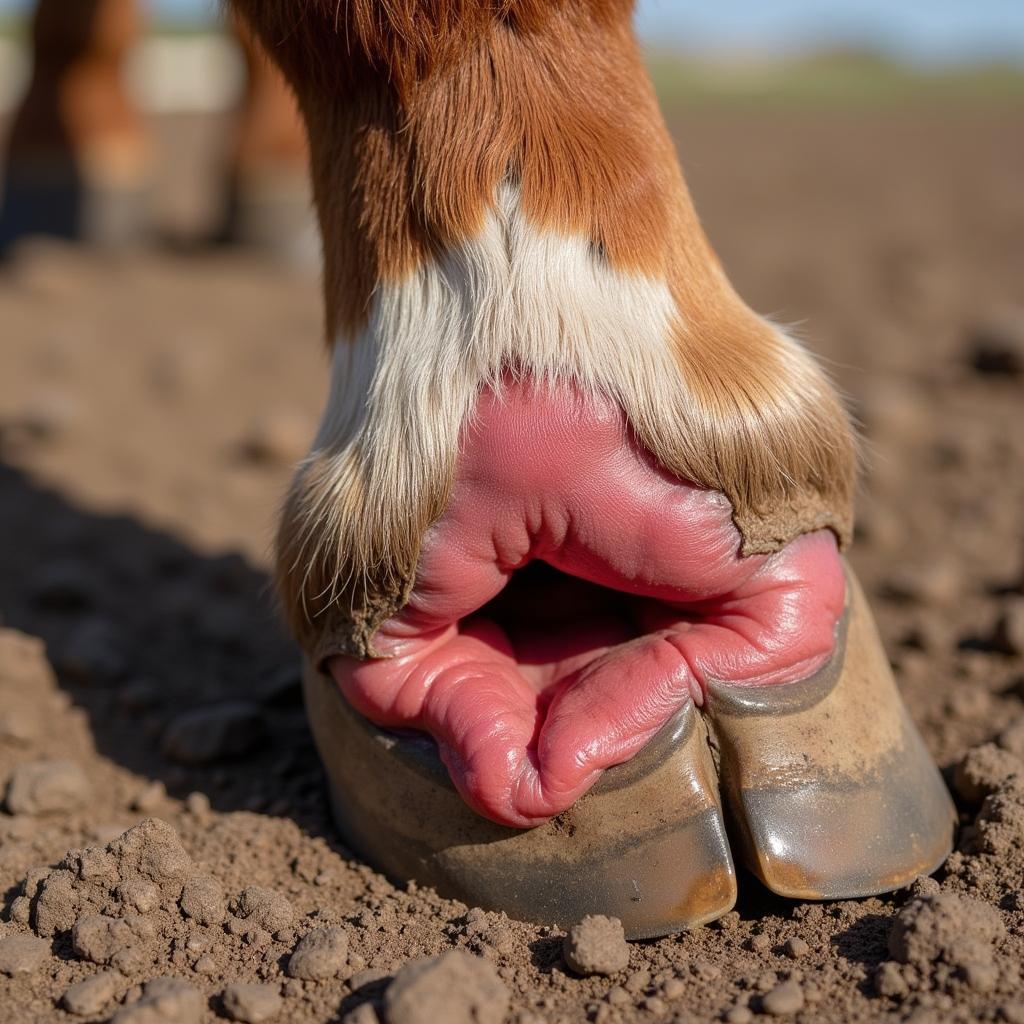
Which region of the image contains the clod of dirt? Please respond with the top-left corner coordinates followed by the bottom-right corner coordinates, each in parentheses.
top-left (286, 926), bottom-right (349, 981)
top-left (383, 949), bottom-right (509, 1024)
top-left (888, 891), bottom-right (1006, 984)
top-left (179, 874), bottom-right (226, 926)
top-left (953, 743), bottom-right (1024, 804)
top-left (4, 759), bottom-right (89, 815)
top-left (761, 980), bottom-right (804, 1016)
top-left (233, 886), bottom-right (295, 935)
top-left (19, 818), bottom-right (193, 938)
top-left (958, 775), bottom-right (1024, 883)
top-left (562, 915), bottom-right (630, 976)
top-left (72, 913), bottom-right (135, 965)
top-left (110, 976), bottom-right (203, 1024)
top-left (61, 971), bottom-right (124, 1016)
top-left (0, 933), bottom-right (50, 976)
top-left (222, 982), bottom-right (283, 1023)
top-left (160, 702), bottom-right (267, 765)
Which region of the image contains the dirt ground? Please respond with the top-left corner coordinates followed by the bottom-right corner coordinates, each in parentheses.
top-left (1, 106), bottom-right (1024, 1024)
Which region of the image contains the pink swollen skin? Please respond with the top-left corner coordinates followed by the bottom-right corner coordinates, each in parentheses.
top-left (329, 382), bottom-right (846, 828)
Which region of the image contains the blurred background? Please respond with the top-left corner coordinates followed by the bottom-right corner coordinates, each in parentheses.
top-left (0, 9), bottom-right (1022, 1018)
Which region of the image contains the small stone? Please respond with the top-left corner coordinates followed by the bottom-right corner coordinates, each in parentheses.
top-left (384, 949), bottom-right (509, 1024)
top-left (605, 986), bottom-right (630, 1006)
top-left (131, 781), bottom-right (166, 813)
top-left (193, 954), bottom-right (218, 976)
top-left (643, 996), bottom-right (666, 1015)
top-left (287, 927), bottom-right (349, 981)
top-left (222, 982), bottom-right (283, 1023)
top-left (5, 759), bottom-right (89, 815)
top-left (662, 977), bottom-right (686, 999)
top-left (761, 980), bottom-right (804, 1016)
top-left (72, 914), bottom-right (133, 965)
top-left (562, 915), bottom-right (630, 976)
top-left (117, 877), bottom-right (161, 914)
top-left (234, 886), bottom-right (294, 934)
top-left (161, 703), bottom-right (267, 765)
top-left (874, 961), bottom-right (909, 998)
top-left (747, 933), bottom-right (770, 953)
top-left (62, 971), bottom-right (123, 1015)
top-left (180, 874), bottom-right (226, 926)
top-left (783, 936), bottom-right (809, 959)
top-left (111, 976), bottom-right (202, 1024)
top-left (623, 969), bottom-right (651, 993)
top-left (725, 1007), bottom-right (753, 1024)
top-left (0, 933), bottom-right (49, 976)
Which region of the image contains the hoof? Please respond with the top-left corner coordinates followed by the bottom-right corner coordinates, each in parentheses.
top-left (304, 667), bottom-right (736, 939)
top-left (302, 566), bottom-right (954, 936)
top-left (705, 572), bottom-right (955, 900)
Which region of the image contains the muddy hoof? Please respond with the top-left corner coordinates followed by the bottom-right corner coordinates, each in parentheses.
top-left (304, 665), bottom-right (735, 939)
top-left (705, 572), bottom-right (955, 900)
top-left (302, 567), bottom-right (954, 938)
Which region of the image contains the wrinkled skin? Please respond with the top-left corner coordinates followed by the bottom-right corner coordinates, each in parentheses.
top-left (330, 382), bottom-right (845, 827)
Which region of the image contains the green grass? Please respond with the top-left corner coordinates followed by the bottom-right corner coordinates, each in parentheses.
top-left (649, 50), bottom-right (1024, 109)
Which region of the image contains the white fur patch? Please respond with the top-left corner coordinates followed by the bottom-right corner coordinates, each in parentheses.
top-left (296, 183), bottom-right (834, 612)
top-left (303, 184), bottom-right (692, 593)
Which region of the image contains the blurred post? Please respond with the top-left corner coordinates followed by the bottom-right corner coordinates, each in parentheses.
top-left (0, 0), bottom-right (151, 253)
top-left (220, 14), bottom-right (317, 268)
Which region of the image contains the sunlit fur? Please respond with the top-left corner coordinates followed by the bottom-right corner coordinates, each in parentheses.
top-left (231, 0), bottom-right (858, 658)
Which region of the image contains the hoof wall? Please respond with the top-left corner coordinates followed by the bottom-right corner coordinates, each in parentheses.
top-left (303, 567), bottom-right (954, 936)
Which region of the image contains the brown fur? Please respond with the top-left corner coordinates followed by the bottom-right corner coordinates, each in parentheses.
top-left (230, 0), bottom-right (858, 656)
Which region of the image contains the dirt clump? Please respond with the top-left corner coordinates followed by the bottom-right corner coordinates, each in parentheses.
top-left (0, 933), bottom-right (50, 976)
top-left (887, 891), bottom-right (1005, 993)
top-left (563, 915), bottom-right (630, 976)
top-left (953, 743), bottom-right (1024, 804)
top-left (111, 976), bottom-right (203, 1024)
top-left (287, 926), bottom-right (349, 981)
top-left (5, 759), bottom-right (89, 815)
top-left (221, 981), bottom-right (283, 1023)
top-left (61, 970), bottom-right (124, 1016)
top-left (383, 949), bottom-right (509, 1024)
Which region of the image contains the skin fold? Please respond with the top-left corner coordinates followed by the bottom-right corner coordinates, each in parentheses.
top-left (330, 381), bottom-right (846, 827)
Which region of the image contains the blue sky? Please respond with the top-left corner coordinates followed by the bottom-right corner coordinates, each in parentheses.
top-left (2, 0), bottom-right (1023, 64)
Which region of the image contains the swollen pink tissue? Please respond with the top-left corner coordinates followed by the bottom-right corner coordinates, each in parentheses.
top-left (330, 382), bottom-right (845, 828)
